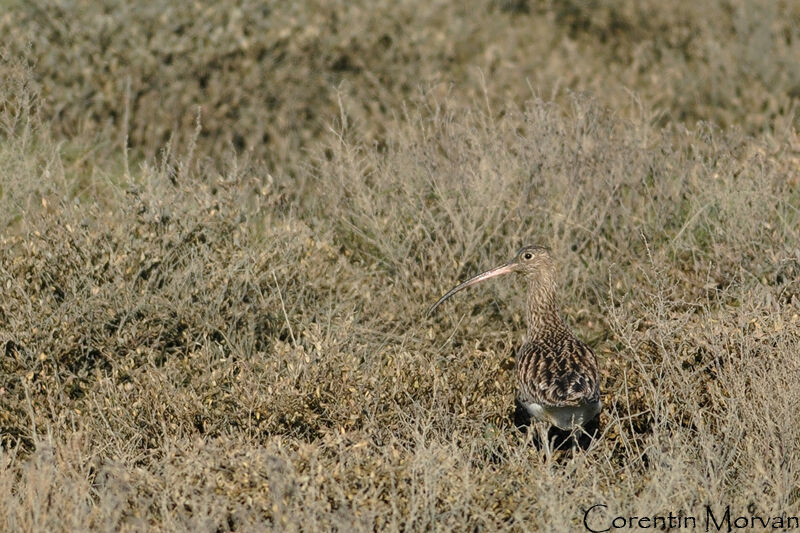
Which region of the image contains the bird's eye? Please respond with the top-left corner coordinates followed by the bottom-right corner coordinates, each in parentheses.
top-left (523, 252), bottom-right (533, 260)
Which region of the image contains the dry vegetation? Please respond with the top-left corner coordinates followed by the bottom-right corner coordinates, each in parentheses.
top-left (1, 1), bottom-right (799, 531)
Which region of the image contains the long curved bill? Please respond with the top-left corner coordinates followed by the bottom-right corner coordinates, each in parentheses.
top-left (428, 262), bottom-right (515, 316)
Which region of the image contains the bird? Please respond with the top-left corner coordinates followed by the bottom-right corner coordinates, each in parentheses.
top-left (428, 245), bottom-right (601, 447)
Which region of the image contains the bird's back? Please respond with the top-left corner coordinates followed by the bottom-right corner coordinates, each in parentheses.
top-left (516, 333), bottom-right (600, 409)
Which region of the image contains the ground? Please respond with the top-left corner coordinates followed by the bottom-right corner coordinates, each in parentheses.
top-left (1, 1), bottom-right (799, 531)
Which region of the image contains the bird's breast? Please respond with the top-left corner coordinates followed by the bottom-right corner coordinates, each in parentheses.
top-left (522, 400), bottom-right (601, 430)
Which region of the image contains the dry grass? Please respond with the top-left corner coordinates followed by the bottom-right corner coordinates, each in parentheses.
top-left (1, 1), bottom-right (800, 531)
top-left (4, 0), bottom-right (800, 165)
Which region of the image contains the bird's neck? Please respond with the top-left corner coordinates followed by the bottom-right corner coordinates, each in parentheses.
top-left (525, 279), bottom-right (568, 340)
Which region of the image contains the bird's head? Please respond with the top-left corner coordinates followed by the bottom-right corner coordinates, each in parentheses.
top-left (509, 245), bottom-right (555, 278)
top-left (427, 245), bottom-right (555, 315)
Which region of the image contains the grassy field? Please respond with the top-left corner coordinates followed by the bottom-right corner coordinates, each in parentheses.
top-left (1, 1), bottom-right (800, 531)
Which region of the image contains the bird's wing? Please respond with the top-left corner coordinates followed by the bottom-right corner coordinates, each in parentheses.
top-left (517, 338), bottom-right (600, 408)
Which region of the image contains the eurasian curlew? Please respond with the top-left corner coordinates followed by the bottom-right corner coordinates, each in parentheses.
top-left (429, 245), bottom-right (601, 448)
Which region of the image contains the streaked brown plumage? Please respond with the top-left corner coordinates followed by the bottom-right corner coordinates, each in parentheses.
top-left (429, 245), bottom-right (601, 432)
